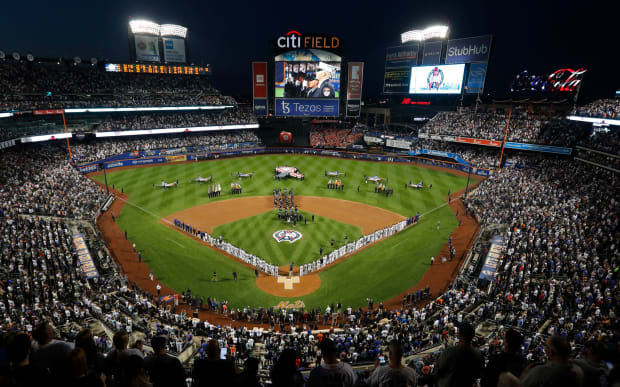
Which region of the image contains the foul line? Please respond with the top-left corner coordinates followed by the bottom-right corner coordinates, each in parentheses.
top-left (166, 238), bottom-right (185, 248)
top-left (420, 201), bottom-right (450, 218)
top-left (116, 196), bottom-right (173, 225)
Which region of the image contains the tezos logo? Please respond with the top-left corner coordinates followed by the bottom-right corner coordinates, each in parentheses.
top-left (280, 101), bottom-right (290, 114)
top-left (273, 230), bottom-right (303, 243)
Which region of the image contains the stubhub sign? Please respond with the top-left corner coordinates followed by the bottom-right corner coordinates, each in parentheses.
top-left (275, 99), bottom-right (339, 117)
top-left (446, 35), bottom-right (492, 64)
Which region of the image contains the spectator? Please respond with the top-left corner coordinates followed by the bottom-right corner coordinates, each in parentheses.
top-left (571, 341), bottom-right (609, 387)
top-left (125, 355), bottom-right (153, 387)
top-left (481, 329), bottom-right (526, 387)
top-left (239, 357), bottom-right (263, 387)
top-left (307, 338), bottom-right (357, 387)
top-left (192, 339), bottom-right (239, 387)
top-left (4, 332), bottom-right (49, 386)
top-left (521, 335), bottom-right (584, 387)
top-left (64, 347), bottom-right (105, 387)
top-left (74, 329), bottom-right (106, 382)
top-left (367, 340), bottom-right (417, 386)
top-left (30, 322), bottom-right (73, 384)
top-left (433, 321), bottom-right (484, 387)
top-left (270, 348), bottom-right (304, 387)
top-left (104, 331), bottom-right (131, 387)
top-left (144, 336), bottom-right (185, 387)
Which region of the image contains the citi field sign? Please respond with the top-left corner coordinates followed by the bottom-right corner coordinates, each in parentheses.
top-left (276, 31), bottom-right (341, 51)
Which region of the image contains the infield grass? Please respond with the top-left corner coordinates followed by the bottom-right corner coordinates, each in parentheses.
top-left (213, 211), bottom-right (363, 267)
top-left (93, 154), bottom-right (471, 308)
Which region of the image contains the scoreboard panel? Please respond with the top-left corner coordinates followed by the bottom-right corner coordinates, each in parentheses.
top-left (105, 63), bottom-right (209, 75)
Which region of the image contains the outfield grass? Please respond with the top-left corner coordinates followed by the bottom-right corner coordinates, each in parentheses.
top-left (93, 154), bottom-right (469, 308)
top-left (213, 210), bottom-right (363, 267)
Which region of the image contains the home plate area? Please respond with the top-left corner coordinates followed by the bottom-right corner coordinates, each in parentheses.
top-left (277, 275), bottom-right (300, 289)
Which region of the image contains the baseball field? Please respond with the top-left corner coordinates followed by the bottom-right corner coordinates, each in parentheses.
top-left (92, 154), bottom-right (472, 309)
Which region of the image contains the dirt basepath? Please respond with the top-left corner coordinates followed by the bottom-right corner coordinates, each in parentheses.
top-left (379, 182), bottom-right (482, 311)
top-left (164, 196), bottom-right (405, 235)
top-left (91, 160), bottom-right (483, 327)
top-left (164, 196), bottom-right (405, 297)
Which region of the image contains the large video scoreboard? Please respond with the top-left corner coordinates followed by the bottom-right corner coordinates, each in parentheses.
top-left (383, 34), bottom-right (492, 96)
top-left (105, 63), bottom-right (209, 75)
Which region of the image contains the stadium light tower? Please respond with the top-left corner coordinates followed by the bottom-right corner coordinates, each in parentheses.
top-left (160, 24), bottom-right (188, 39)
top-left (129, 19), bottom-right (161, 35)
top-left (401, 25), bottom-right (449, 43)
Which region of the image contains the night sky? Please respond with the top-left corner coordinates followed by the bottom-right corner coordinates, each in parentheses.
top-left (0, 0), bottom-right (614, 100)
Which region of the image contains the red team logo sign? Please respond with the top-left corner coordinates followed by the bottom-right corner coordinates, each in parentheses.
top-left (273, 230), bottom-right (303, 243)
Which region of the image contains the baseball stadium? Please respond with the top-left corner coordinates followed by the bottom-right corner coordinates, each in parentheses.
top-left (0, 6), bottom-right (618, 387)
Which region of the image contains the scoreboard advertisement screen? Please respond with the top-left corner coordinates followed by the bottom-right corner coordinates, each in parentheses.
top-left (274, 49), bottom-right (341, 117)
top-left (162, 37), bottom-right (187, 63)
top-left (134, 35), bottom-right (161, 62)
top-left (105, 63), bottom-right (209, 75)
top-left (409, 64), bottom-right (465, 94)
top-left (383, 44), bottom-right (419, 94)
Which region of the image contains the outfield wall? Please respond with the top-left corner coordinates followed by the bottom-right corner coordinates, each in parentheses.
top-left (76, 146), bottom-right (492, 177)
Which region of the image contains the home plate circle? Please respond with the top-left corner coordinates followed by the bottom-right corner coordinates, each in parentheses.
top-left (273, 230), bottom-right (302, 243)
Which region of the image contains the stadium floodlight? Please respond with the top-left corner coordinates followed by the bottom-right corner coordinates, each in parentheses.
top-left (65, 106), bottom-right (234, 114)
top-left (95, 124), bottom-right (259, 137)
top-left (160, 24), bottom-right (188, 38)
top-left (0, 50), bottom-right (5, 60)
top-left (401, 25), bottom-right (449, 43)
top-left (129, 19), bottom-right (161, 36)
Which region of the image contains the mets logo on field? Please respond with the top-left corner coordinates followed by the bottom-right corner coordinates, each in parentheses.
top-left (273, 230), bottom-right (303, 243)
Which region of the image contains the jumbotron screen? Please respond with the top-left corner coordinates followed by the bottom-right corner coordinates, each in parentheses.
top-left (274, 61), bottom-right (341, 98)
top-left (409, 64), bottom-right (465, 94)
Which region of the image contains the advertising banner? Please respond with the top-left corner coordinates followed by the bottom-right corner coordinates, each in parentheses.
top-left (162, 37), bottom-right (186, 63)
top-left (408, 149), bottom-right (472, 165)
top-left (346, 100), bottom-right (361, 117)
top-left (385, 44), bottom-right (419, 67)
top-left (73, 234), bottom-right (99, 279)
top-left (478, 235), bottom-right (505, 282)
top-left (275, 98), bottom-right (338, 117)
top-left (466, 62), bottom-right (488, 94)
top-left (456, 136), bottom-right (502, 147)
top-left (446, 35), bottom-right (492, 64)
top-left (383, 68), bottom-right (412, 94)
top-left (422, 41), bottom-right (442, 65)
top-left (504, 142), bottom-right (572, 155)
top-left (33, 109), bottom-right (64, 115)
top-left (384, 44), bottom-right (418, 94)
top-left (252, 62), bottom-right (267, 99)
top-left (0, 140), bottom-right (16, 150)
top-left (386, 139), bottom-right (412, 150)
top-left (165, 155), bottom-right (187, 163)
top-left (347, 62), bottom-right (364, 99)
top-left (134, 35), bottom-right (161, 62)
top-left (253, 99), bottom-right (267, 116)
top-left (409, 64), bottom-right (465, 94)
top-left (252, 62), bottom-right (268, 116)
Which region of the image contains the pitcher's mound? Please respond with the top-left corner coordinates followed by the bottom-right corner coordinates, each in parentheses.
top-left (256, 273), bottom-right (321, 297)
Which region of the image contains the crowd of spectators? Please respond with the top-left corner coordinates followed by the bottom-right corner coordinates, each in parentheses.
top-left (98, 110), bottom-right (257, 132)
top-left (309, 128), bottom-right (362, 148)
top-left (70, 131), bottom-right (261, 164)
top-left (414, 139), bottom-right (501, 169)
top-left (577, 99), bottom-right (620, 119)
top-left (0, 61), bottom-right (234, 111)
top-left (420, 112), bottom-right (589, 146)
top-left (0, 140), bottom-right (619, 386)
top-left (578, 129), bottom-right (620, 155)
top-left (0, 147), bottom-right (107, 218)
